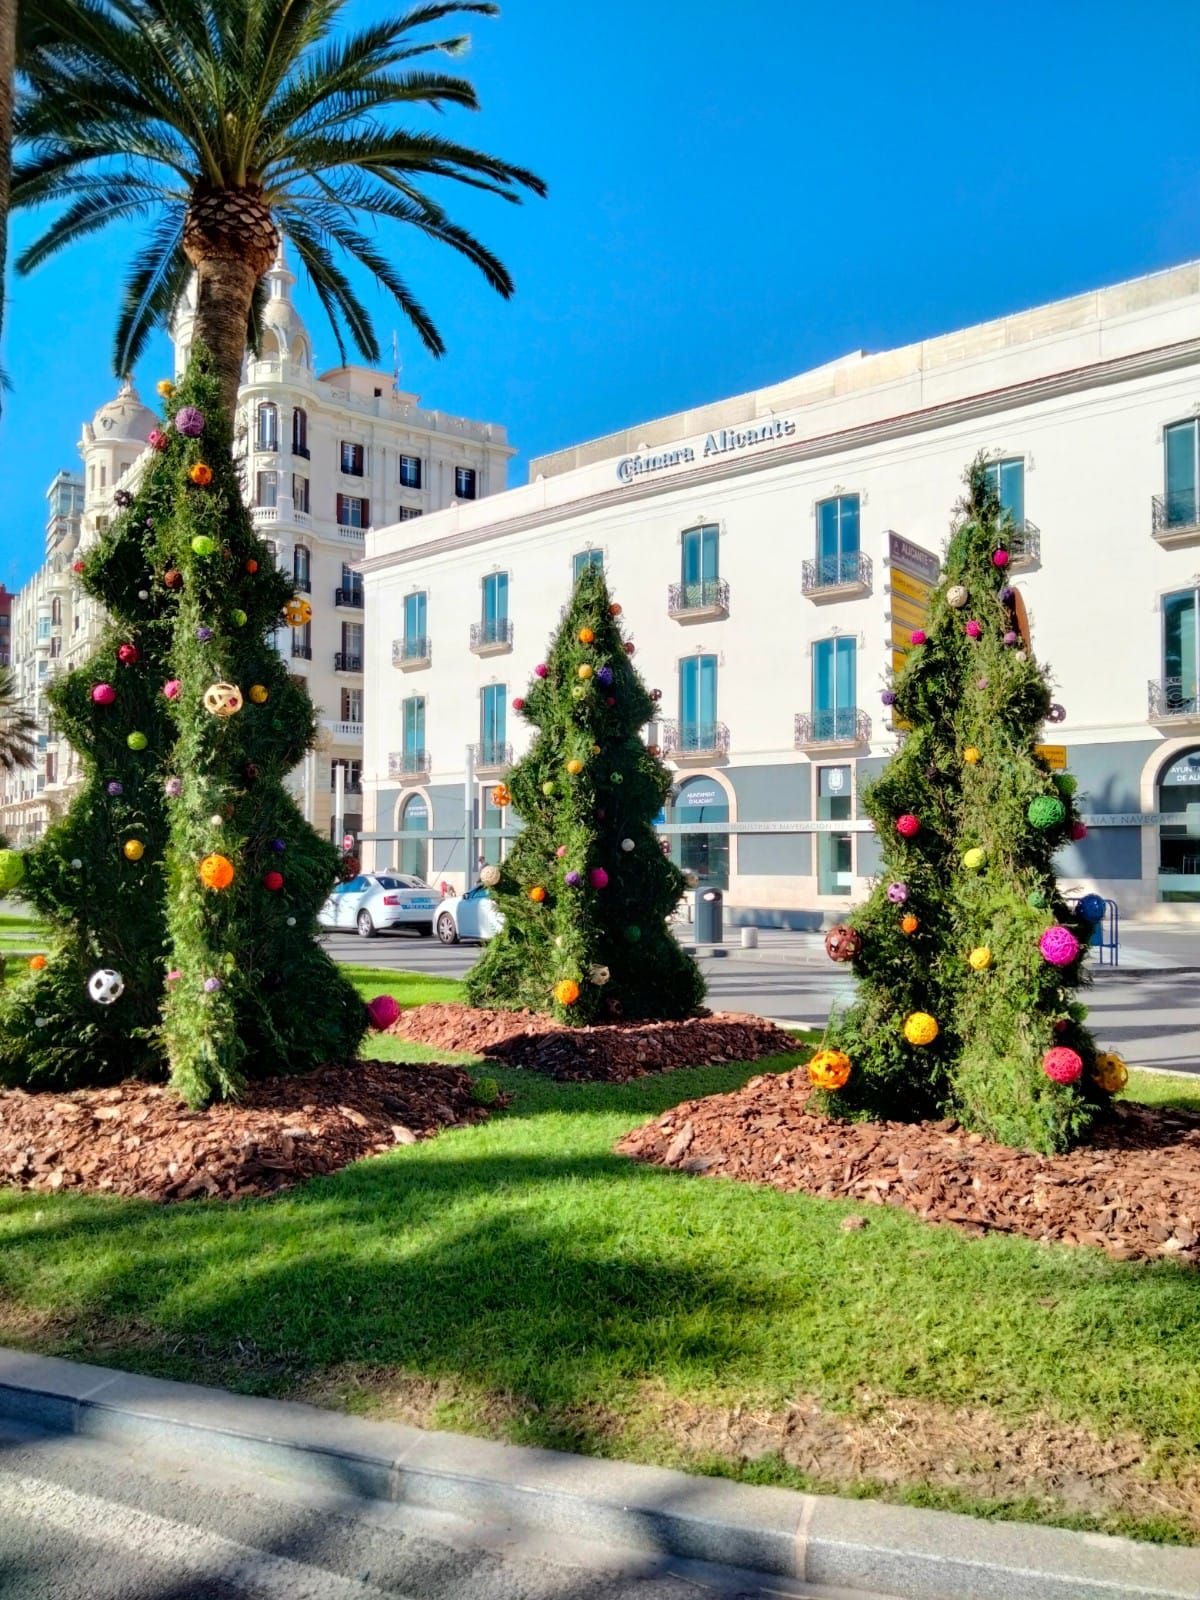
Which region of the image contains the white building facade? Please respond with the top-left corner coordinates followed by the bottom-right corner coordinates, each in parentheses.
top-left (360, 260), bottom-right (1200, 921)
top-left (1, 252), bottom-right (512, 846)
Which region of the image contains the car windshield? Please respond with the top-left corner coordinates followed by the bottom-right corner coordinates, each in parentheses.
top-left (372, 876), bottom-right (428, 890)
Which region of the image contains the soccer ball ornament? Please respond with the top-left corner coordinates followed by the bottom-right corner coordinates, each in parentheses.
top-left (886, 881), bottom-right (908, 904)
top-left (945, 584), bottom-right (969, 609)
top-left (807, 1048), bottom-right (851, 1091)
top-left (87, 967), bottom-right (125, 1005)
top-left (282, 597), bottom-right (312, 627)
top-left (903, 1011), bottom-right (939, 1046)
top-left (203, 682), bottom-right (244, 717)
top-left (824, 924), bottom-right (862, 963)
top-left (1091, 1051), bottom-right (1128, 1094)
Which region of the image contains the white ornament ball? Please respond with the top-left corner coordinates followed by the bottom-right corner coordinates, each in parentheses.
top-left (946, 584), bottom-right (969, 609)
top-left (70, 858), bottom-right (82, 870)
top-left (620, 838), bottom-right (635, 852)
top-left (479, 863), bottom-right (502, 888)
top-left (286, 916), bottom-right (296, 927)
top-left (87, 967), bottom-right (125, 1005)
top-left (35, 1016), bottom-right (48, 1028)
top-left (137, 589), bottom-right (150, 601)
top-left (589, 964), bottom-right (611, 985)
top-left (209, 814), bottom-right (223, 826)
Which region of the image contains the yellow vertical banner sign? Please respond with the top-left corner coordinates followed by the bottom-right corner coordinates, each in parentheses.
top-left (887, 533), bottom-right (940, 722)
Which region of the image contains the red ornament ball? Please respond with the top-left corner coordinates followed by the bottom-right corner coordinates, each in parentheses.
top-left (263, 870), bottom-right (284, 892)
top-left (1043, 1046), bottom-right (1083, 1085)
top-left (992, 549), bottom-right (1010, 567)
top-left (1069, 821), bottom-right (1088, 841)
top-left (92, 682), bottom-right (116, 705)
top-left (965, 619), bottom-right (982, 639)
top-left (72, 560), bottom-right (85, 574)
top-left (824, 924), bottom-right (863, 962)
top-left (245, 558), bottom-right (259, 574)
top-left (910, 629), bottom-right (927, 646)
top-left (512, 697), bottom-right (526, 711)
top-left (117, 643), bottom-right (140, 666)
top-left (624, 641), bottom-right (636, 655)
top-left (895, 813), bottom-right (920, 838)
top-left (367, 995), bottom-right (400, 1030)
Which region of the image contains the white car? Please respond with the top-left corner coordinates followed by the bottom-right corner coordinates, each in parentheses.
top-left (318, 873), bottom-right (443, 938)
top-left (434, 884), bottom-right (504, 945)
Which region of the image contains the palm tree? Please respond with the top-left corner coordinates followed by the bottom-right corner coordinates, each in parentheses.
top-left (0, 666), bottom-right (35, 774)
top-left (13, 0), bottom-right (545, 412)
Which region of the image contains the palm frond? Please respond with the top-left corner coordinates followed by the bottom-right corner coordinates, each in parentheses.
top-left (114, 212), bottom-right (189, 375)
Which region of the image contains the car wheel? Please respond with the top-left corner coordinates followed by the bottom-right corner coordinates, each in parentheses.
top-left (436, 913), bottom-right (459, 945)
top-left (357, 909), bottom-right (377, 938)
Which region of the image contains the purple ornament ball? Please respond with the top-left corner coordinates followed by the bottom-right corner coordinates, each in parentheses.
top-left (881, 689), bottom-right (897, 707)
top-left (271, 838), bottom-right (286, 853)
top-left (565, 870), bottom-right (582, 888)
top-left (886, 881), bottom-right (909, 904)
top-left (999, 586), bottom-right (1015, 603)
top-left (106, 780), bottom-right (124, 797)
top-left (174, 405), bottom-right (206, 437)
top-left (1002, 631), bottom-right (1018, 646)
top-left (596, 665), bottom-right (613, 686)
top-left (203, 976), bottom-right (223, 993)
top-left (196, 625), bottom-right (213, 642)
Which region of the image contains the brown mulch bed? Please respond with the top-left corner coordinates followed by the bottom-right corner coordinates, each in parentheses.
top-left (387, 1003), bottom-right (798, 1083)
top-left (0, 1059), bottom-right (489, 1203)
top-left (616, 1068), bottom-right (1200, 1266)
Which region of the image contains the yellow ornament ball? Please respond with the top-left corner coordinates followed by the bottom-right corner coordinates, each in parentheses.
top-left (577, 663), bottom-right (593, 679)
top-left (807, 1048), bottom-right (851, 1091)
top-left (123, 839), bottom-right (145, 862)
top-left (554, 978), bottom-right (581, 1006)
top-left (156, 379), bottom-right (175, 399)
top-left (566, 758), bottom-right (584, 775)
top-left (964, 746), bottom-right (981, 765)
top-left (1091, 1051), bottom-right (1128, 1094)
top-left (968, 946), bottom-right (992, 971)
top-left (903, 1011), bottom-right (939, 1046)
top-left (962, 846), bottom-right (986, 870)
top-left (248, 684), bottom-right (269, 704)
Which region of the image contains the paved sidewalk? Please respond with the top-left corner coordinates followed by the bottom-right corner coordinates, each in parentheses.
top-left (1, 1347), bottom-right (1197, 1600)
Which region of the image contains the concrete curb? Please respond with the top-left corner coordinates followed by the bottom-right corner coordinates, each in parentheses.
top-left (2, 1348), bottom-right (1198, 1598)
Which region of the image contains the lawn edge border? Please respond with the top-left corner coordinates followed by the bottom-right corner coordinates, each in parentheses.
top-left (0, 1346), bottom-right (1197, 1598)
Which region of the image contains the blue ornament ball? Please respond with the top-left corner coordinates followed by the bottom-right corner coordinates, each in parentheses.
top-left (1076, 893), bottom-right (1106, 925)
top-left (271, 838), bottom-right (286, 853)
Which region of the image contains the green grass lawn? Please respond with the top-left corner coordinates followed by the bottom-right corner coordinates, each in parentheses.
top-left (0, 965), bottom-right (1198, 1544)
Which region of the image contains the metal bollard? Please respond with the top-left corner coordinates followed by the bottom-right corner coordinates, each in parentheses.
top-left (741, 927), bottom-right (758, 949)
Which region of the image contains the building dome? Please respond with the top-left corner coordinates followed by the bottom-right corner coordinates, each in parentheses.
top-left (91, 380), bottom-right (157, 445)
top-left (259, 242), bottom-right (310, 364)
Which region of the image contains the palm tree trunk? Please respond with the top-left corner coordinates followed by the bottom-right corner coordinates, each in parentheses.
top-left (182, 184), bottom-right (279, 417)
top-left (0, 0), bottom-right (18, 344)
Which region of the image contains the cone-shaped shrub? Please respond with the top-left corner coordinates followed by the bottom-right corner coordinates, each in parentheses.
top-left (466, 565), bottom-right (705, 1023)
top-left (819, 458), bottom-right (1110, 1153)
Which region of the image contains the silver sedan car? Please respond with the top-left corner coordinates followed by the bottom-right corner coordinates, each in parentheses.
top-left (318, 873), bottom-right (443, 938)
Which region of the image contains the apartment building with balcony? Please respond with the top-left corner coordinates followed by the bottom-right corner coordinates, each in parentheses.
top-left (0, 249), bottom-right (513, 847)
top-left (360, 260), bottom-right (1200, 918)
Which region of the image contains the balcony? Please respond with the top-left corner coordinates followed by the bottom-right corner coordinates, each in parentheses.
top-left (803, 551), bottom-right (873, 601)
top-left (472, 741), bottom-right (512, 776)
top-left (470, 618), bottom-right (513, 656)
top-left (252, 505), bottom-right (278, 525)
top-left (292, 642), bottom-right (312, 661)
top-left (660, 721), bottom-right (730, 763)
top-left (334, 652), bottom-right (362, 673)
top-left (337, 524), bottom-right (367, 544)
top-left (324, 720), bottom-right (363, 741)
top-left (1006, 520), bottom-right (1041, 570)
top-left (388, 749), bottom-right (431, 781)
top-left (392, 635), bottom-right (431, 671)
top-left (667, 578), bottom-right (730, 622)
top-left (794, 707), bottom-right (872, 751)
top-left (1149, 678), bottom-right (1200, 726)
top-left (1152, 490), bottom-right (1200, 549)
top-left (335, 587), bottom-right (363, 608)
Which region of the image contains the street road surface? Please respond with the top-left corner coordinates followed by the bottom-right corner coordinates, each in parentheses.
top-left (0, 1418), bottom-right (889, 1600)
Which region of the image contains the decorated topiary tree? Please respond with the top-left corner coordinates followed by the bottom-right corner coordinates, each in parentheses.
top-left (0, 353), bottom-right (367, 1103)
top-left (466, 565), bottom-right (705, 1023)
top-left (814, 458), bottom-right (1121, 1154)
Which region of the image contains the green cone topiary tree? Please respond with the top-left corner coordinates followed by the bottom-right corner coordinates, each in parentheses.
top-left (466, 565), bottom-right (705, 1023)
top-left (816, 458), bottom-right (1119, 1154)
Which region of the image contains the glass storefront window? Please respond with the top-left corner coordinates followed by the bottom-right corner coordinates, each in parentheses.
top-left (1158, 749), bottom-right (1200, 901)
top-left (399, 795), bottom-right (429, 879)
top-left (816, 765), bottom-right (852, 895)
top-left (669, 777), bottom-right (729, 889)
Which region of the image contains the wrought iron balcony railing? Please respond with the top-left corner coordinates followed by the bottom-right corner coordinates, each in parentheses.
top-left (470, 618), bottom-right (513, 652)
top-left (1153, 488), bottom-right (1200, 535)
top-left (472, 740), bottom-right (513, 772)
top-left (334, 587), bottom-right (363, 608)
top-left (667, 578), bottom-right (730, 617)
top-left (802, 551), bottom-right (873, 595)
top-left (660, 721), bottom-right (730, 758)
top-left (392, 635), bottom-right (431, 667)
top-left (1149, 677), bottom-right (1200, 720)
top-left (293, 575), bottom-right (312, 593)
top-left (291, 642), bottom-right (312, 661)
top-left (388, 749), bottom-right (431, 778)
top-left (794, 708), bottom-right (872, 747)
top-left (1005, 520), bottom-right (1041, 567)
top-left (334, 652), bottom-right (362, 673)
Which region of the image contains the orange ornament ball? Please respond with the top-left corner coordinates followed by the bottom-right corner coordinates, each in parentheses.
top-left (529, 885), bottom-right (547, 903)
top-left (28, 954), bottom-right (47, 972)
top-left (245, 558), bottom-right (259, 574)
top-left (189, 462), bottom-right (213, 486)
top-left (566, 758), bottom-right (584, 775)
top-left (554, 978), bottom-right (580, 1006)
top-left (198, 853), bottom-right (235, 891)
top-left (901, 913), bottom-right (919, 935)
top-left (578, 627), bottom-right (595, 644)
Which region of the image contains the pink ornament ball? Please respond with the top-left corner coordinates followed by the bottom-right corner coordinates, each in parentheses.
top-left (148, 428), bottom-right (168, 451)
top-left (166, 969), bottom-right (182, 983)
top-left (910, 630), bottom-right (927, 646)
top-left (367, 994), bottom-right (401, 1030)
top-left (1040, 925), bottom-right (1080, 967)
top-left (590, 867), bottom-right (609, 889)
top-left (117, 643), bottom-right (139, 665)
top-left (1069, 821), bottom-right (1088, 842)
top-left (555, 845), bottom-right (568, 859)
top-left (992, 549), bottom-right (1010, 568)
top-left (1043, 1046), bottom-right (1084, 1085)
top-left (895, 813), bottom-right (920, 839)
top-left (163, 679), bottom-right (181, 700)
top-left (1003, 631), bottom-right (1019, 646)
top-left (965, 619), bottom-right (982, 639)
top-left (92, 683), bottom-right (116, 705)
top-left (534, 663), bottom-right (548, 678)
top-left (512, 697), bottom-right (526, 711)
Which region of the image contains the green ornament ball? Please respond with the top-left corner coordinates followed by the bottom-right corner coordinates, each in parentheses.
top-left (611, 772), bottom-right (624, 784)
top-left (541, 781), bottom-right (555, 797)
top-left (126, 731), bottom-right (148, 751)
top-left (1027, 795), bottom-right (1066, 830)
top-left (1053, 773), bottom-right (1078, 797)
top-left (625, 925), bottom-right (642, 942)
top-left (472, 1076), bottom-right (501, 1107)
top-left (1027, 888), bottom-right (1048, 909)
top-left (962, 846), bottom-right (986, 870)
top-left (191, 535), bottom-right (217, 557)
top-left (571, 685), bottom-right (587, 700)
top-left (230, 608), bottom-right (247, 627)
top-left (0, 849), bottom-right (25, 894)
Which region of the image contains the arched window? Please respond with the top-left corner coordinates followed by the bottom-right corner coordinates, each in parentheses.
top-left (291, 338), bottom-right (309, 369)
top-left (50, 597), bottom-right (61, 626)
top-left (256, 402), bottom-right (278, 451)
top-left (668, 776), bottom-right (729, 890)
top-left (292, 407), bottom-right (309, 458)
top-left (293, 544), bottom-right (310, 592)
top-left (1158, 749), bottom-right (1200, 900)
top-left (398, 794), bottom-right (429, 880)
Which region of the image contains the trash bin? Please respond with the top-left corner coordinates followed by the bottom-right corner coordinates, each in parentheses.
top-left (695, 887), bottom-right (724, 943)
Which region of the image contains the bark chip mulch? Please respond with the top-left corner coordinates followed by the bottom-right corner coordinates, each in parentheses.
top-left (617, 1067), bottom-right (1200, 1266)
top-left (0, 1058), bottom-right (489, 1203)
top-left (387, 1003), bottom-right (798, 1082)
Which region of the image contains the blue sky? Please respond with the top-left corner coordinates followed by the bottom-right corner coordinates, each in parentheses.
top-left (5, 0), bottom-right (1200, 590)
